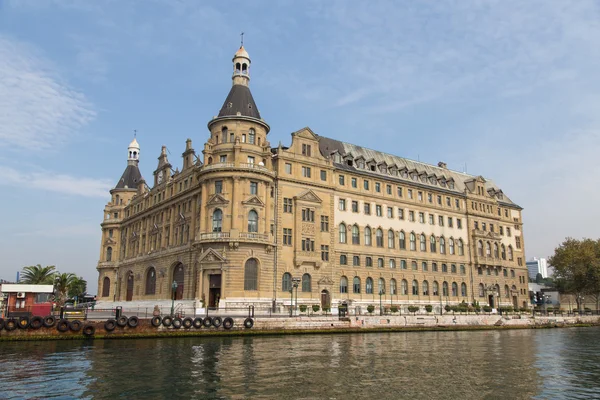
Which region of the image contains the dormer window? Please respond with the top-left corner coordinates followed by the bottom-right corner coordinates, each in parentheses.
top-left (302, 144), bottom-right (311, 157)
top-left (448, 181), bottom-right (455, 190)
top-left (371, 165), bottom-right (376, 171)
top-left (334, 153), bottom-right (341, 163)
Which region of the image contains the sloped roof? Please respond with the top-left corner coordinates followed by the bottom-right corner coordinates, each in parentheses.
top-left (217, 84), bottom-right (261, 119)
top-left (115, 164), bottom-right (142, 190)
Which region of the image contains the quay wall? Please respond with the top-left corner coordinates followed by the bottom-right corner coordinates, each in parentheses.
top-left (1, 315), bottom-right (598, 341)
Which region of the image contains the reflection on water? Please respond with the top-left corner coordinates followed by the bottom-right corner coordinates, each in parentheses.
top-left (1, 328), bottom-right (600, 399)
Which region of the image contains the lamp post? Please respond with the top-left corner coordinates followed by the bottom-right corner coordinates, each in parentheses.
top-left (379, 289), bottom-right (385, 315)
top-left (170, 280), bottom-right (178, 316)
top-left (292, 277), bottom-right (301, 316)
top-left (577, 294), bottom-right (584, 314)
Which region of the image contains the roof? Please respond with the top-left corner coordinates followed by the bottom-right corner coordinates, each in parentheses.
top-left (317, 135), bottom-right (519, 208)
top-left (234, 46), bottom-right (249, 59)
top-left (1, 284), bottom-right (54, 293)
top-left (115, 164), bottom-right (142, 189)
top-left (217, 84), bottom-right (261, 119)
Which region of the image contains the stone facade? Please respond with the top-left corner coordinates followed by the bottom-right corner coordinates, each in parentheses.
top-left (97, 46), bottom-right (528, 312)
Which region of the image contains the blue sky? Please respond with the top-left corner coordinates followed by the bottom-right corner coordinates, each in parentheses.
top-left (2, 1), bottom-right (600, 293)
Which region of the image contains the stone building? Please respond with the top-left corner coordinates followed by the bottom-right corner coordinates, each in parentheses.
top-left (97, 45), bottom-right (528, 313)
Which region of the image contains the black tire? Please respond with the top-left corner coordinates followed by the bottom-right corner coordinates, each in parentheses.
top-left (244, 318), bottom-right (254, 329)
top-left (5, 318), bottom-right (17, 331)
top-left (193, 317), bottom-right (203, 329)
top-left (151, 316), bottom-right (162, 327)
top-left (69, 320), bottom-right (83, 332)
top-left (182, 317), bottom-right (193, 329)
top-left (162, 316), bottom-right (173, 327)
top-left (212, 316), bottom-right (223, 328)
top-left (30, 316), bottom-right (44, 330)
top-left (222, 317), bottom-right (234, 330)
top-left (56, 319), bottom-right (69, 332)
top-left (0, 318), bottom-right (4, 331)
top-left (172, 317), bottom-right (182, 329)
top-left (104, 319), bottom-right (116, 332)
top-left (202, 317), bottom-right (213, 328)
top-left (127, 316), bottom-right (139, 328)
top-left (18, 317), bottom-right (30, 329)
top-left (43, 315), bottom-right (56, 328)
top-left (116, 316), bottom-right (128, 327)
top-left (82, 325), bottom-right (96, 337)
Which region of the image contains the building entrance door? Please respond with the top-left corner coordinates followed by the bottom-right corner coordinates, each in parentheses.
top-left (488, 294), bottom-right (495, 308)
top-left (209, 274), bottom-right (222, 308)
top-left (321, 290), bottom-right (331, 310)
top-left (126, 274), bottom-right (134, 301)
top-left (513, 296), bottom-right (518, 310)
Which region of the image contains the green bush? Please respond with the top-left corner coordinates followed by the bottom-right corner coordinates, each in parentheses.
top-left (425, 305), bottom-right (433, 312)
top-left (312, 305), bottom-right (320, 313)
top-left (407, 305), bottom-right (419, 313)
top-left (367, 305), bottom-right (375, 314)
top-left (444, 305), bottom-right (451, 312)
top-left (299, 305), bottom-right (307, 312)
top-left (323, 307), bottom-right (330, 314)
top-left (519, 307), bottom-right (529, 312)
top-left (390, 305), bottom-right (399, 313)
top-left (483, 305), bottom-right (492, 312)
top-left (546, 306), bottom-right (554, 312)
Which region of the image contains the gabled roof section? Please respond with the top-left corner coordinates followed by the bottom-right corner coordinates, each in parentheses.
top-left (218, 84), bottom-right (261, 119)
top-left (115, 164), bottom-right (142, 190)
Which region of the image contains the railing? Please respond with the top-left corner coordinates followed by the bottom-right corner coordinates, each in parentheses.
top-left (201, 162), bottom-right (234, 171)
top-left (239, 163), bottom-right (269, 172)
top-left (199, 232), bottom-right (230, 240)
top-left (239, 232), bottom-right (269, 240)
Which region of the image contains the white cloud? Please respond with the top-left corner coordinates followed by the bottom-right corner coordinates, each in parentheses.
top-left (0, 36), bottom-right (96, 150)
top-left (0, 166), bottom-right (112, 198)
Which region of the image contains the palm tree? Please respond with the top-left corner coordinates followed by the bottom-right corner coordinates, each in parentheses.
top-left (54, 273), bottom-right (77, 304)
top-left (20, 264), bottom-right (56, 284)
top-left (68, 276), bottom-right (88, 300)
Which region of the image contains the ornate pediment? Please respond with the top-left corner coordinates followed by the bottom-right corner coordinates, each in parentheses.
top-left (242, 195), bottom-right (265, 207)
top-left (292, 127), bottom-right (319, 140)
top-left (318, 276), bottom-right (334, 285)
top-left (104, 237), bottom-right (117, 246)
top-left (295, 189), bottom-right (322, 204)
top-left (207, 193), bottom-right (229, 206)
top-left (198, 248), bottom-right (227, 263)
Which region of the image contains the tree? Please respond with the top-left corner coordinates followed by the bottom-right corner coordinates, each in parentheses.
top-left (535, 273), bottom-right (543, 284)
top-left (20, 264), bottom-right (56, 284)
top-left (68, 276), bottom-right (87, 300)
top-left (54, 273), bottom-right (77, 305)
top-left (548, 238), bottom-right (600, 311)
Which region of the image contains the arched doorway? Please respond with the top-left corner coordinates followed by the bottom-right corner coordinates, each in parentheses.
top-left (173, 264), bottom-right (185, 300)
top-left (321, 289), bottom-right (331, 310)
top-left (126, 272), bottom-right (134, 301)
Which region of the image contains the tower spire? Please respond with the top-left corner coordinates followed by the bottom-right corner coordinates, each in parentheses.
top-left (232, 42), bottom-right (250, 87)
top-left (128, 134), bottom-right (140, 165)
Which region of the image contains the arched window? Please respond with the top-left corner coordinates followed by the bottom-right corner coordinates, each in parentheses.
top-left (504, 284), bottom-right (509, 298)
top-left (432, 281), bottom-right (439, 296)
top-left (430, 235), bottom-right (436, 252)
top-left (282, 272), bottom-right (292, 292)
top-left (449, 238), bottom-right (455, 255)
top-left (340, 254), bottom-right (347, 265)
top-left (366, 277), bottom-right (374, 294)
top-left (458, 239), bottom-right (464, 256)
top-left (352, 225), bottom-right (360, 245)
top-left (412, 261), bottom-right (418, 270)
top-left (106, 247), bottom-right (112, 262)
top-left (302, 273), bottom-right (311, 292)
top-left (212, 209), bottom-right (223, 232)
top-left (477, 241), bottom-right (483, 256)
top-left (244, 258), bottom-right (258, 291)
top-left (508, 245), bottom-right (514, 261)
top-left (221, 126), bottom-right (228, 143)
top-left (248, 128), bottom-right (256, 144)
top-left (442, 281), bottom-right (449, 296)
top-left (378, 278), bottom-right (385, 294)
top-left (390, 278), bottom-right (397, 295)
top-left (339, 223), bottom-right (347, 243)
top-left (340, 276), bottom-right (348, 294)
top-left (440, 237), bottom-right (446, 254)
top-left (422, 280), bottom-right (429, 295)
top-left (420, 234), bottom-right (426, 251)
top-left (102, 277), bottom-right (110, 297)
top-left (410, 232), bottom-right (416, 251)
top-left (399, 231), bottom-right (406, 249)
top-left (364, 227), bottom-right (372, 246)
top-left (235, 62), bottom-right (241, 73)
top-left (388, 230), bottom-right (395, 248)
top-left (494, 243), bottom-right (499, 258)
top-left (242, 63), bottom-right (248, 74)
top-left (248, 210), bottom-right (258, 232)
top-left (412, 280), bottom-right (419, 295)
top-left (501, 244), bottom-right (506, 260)
top-left (460, 264), bottom-right (466, 274)
top-left (486, 242), bottom-right (491, 257)
top-left (145, 267), bottom-right (156, 295)
top-left (461, 283), bottom-right (467, 297)
top-left (451, 264), bottom-right (457, 273)
top-left (401, 279), bottom-right (408, 295)
top-left (389, 259), bottom-right (396, 269)
top-left (479, 283), bottom-right (485, 297)
top-left (353, 277), bottom-right (361, 293)
top-left (376, 229), bottom-right (384, 247)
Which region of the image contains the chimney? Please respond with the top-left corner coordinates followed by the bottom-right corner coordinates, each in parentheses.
top-left (437, 161), bottom-right (447, 169)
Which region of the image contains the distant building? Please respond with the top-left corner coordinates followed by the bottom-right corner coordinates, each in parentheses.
top-left (526, 258), bottom-right (548, 280)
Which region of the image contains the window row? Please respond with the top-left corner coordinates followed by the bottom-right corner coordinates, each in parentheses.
top-left (477, 283), bottom-right (518, 298)
top-left (338, 276), bottom-right (468, 297)
top-left (339, 255), bottom-right (466, 273)
top-left (216, 126), bottom-right (259, 145)
top-left (473, 220), bottom-right (512, 237)
top-left (477, 266), bottom-right (516, 277)
top-left (212, 208), bottom-right (259, 233)
top-left (476, 241), bottom-right (514, 261)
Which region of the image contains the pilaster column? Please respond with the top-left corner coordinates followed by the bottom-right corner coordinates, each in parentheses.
top-left (200, 184), bottom-right (207, 233)
top-left (232, 176), bottom-right (240, 231)
top-left (264, 182), bottom-right (271, 235)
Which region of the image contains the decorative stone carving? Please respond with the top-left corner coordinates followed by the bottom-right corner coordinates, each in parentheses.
top-left (318, 276), bottom-right (334, 285)
top-left (301, 223), bottom-right (315, 235)
top-left (295, 189), bottom-right (322, 204)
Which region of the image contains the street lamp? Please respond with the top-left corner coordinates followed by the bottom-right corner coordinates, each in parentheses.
top-left (379, 289), bottom-right (385, 315)
top-left (170, 280), bottom-right (178, 316)
top-left (292, 278), bottom-right (301, 316)
top-left (577, 294), bottom-right (584, 314)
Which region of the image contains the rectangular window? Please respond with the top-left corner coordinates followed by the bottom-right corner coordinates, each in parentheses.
top-left (351, 177), bottom-right (357, 188)
top-left (474, 221), bottom-right (479, 230)
top-left (397, 187), bottom-right (403, 197)
top-left (387, 207), bottom-right (393, 218)
top-left (364, 203), bottom-right (371, 215)
top-left (285, 163), bottom-right (292, 174)
top-left (215, 180), bottom-right (223, 194)
top-left (339, 175), bottom-right (345, 185)
top-left (455, 199), bottom-right (460, 209)
top-left (429, 214), bottom-right (434, 225)
top-left (408, 189), bottom-right (413, 199)
top-left (446, 197), bottom-right (451, 206)
top-left (490, 224), bottom-right (494, 232)
top-left (438, 215), bottom-right (444, 226)
top-left (302, 208), bottom-right (315, 222)
top-left (353, 256), bottom-right (361, 266)
top-left (250, 181), bottom-right (258, 195)
top-left (386, 185), bottom-right (392, 195)
top-left (482, 222), bottom-right (487, 231)
top-left (220, 155), bottom-right (227, 163)
top-left (283, 198), bottom-right (293, 213)
top-left (437, 195), bottom-right (442, 205)
top-left (432, 263), bottom-right (438, 272)
top-left (108, 229), bottom-right (113, 238)
top-left (364, 180), bottom-right (370, 190)
top-left (321, 245), bottom-right (329, 261)
top-left (283, 228), bottom-right (292, 246)
top-left (247, 156), bottom-right (255, 164)
top-left (448, 217), bottom-right (453, 228)
top-left (500, 226), bottom-right (504, 235)
top-left (507, 227), bottom-right (511, 236)
top-left (398, 209), bottom-right (404, 220)
top-left (302, 144), bottom-right (312, 156)
top-left (375, 182), bottom-right (381, 192)
top-left (302, 238), bottom-right (315, 252)
top-left (302, 166), bottom-right (311, 178)
top-left (352, 201), bottom-right (359, 213)
top-left (376, 205), bottom-right (382, 217)
top-left (339, 199), bottom-right (346, 211)
top-left (320, 216), bottom-right (329, 232)
top-left (428, 193), bottom-right (433, 203)
top-left (320, 170), bottom-right (327, 181)
top-left (419, 212), bottom-right (425, 223)
top-left (418, 191), bottom-right (423, 201)
top-left (408, 211), bottom-right (415, 222)
top-left (518, 257), bottom-right (523, 266)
